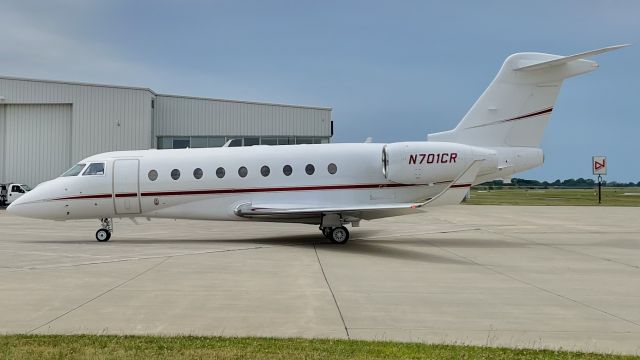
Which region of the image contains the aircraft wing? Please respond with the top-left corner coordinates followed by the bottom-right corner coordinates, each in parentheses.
top-left (234, 160), bottom-right (484, 221)
top-left (235, 201), bottom-right (422, 221)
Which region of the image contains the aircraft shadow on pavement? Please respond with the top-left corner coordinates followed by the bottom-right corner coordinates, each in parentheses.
top-left (315, 241), bottom-right (470, 265)
top-left (24, 232), bottom-right (354, 246)
top-left (27, 229), bottom-right (522, 249)
top-left (26, 230), bottom-right (472, 264)
top-left (371, 237), bottom-right (528, 249)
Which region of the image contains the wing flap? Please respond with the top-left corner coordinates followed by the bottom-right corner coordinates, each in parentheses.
top-left (235, 202), bottom-right (420, 220)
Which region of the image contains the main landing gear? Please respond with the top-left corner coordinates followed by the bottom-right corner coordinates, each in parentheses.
top-left (96, 218), bottom-right (113, 242)
top-left (320, 226), bottom-right (350, 244)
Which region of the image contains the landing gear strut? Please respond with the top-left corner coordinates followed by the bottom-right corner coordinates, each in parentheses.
top-left (320, 226), bottom-right (350, 244)
top-left (96, 218), bottom-right (112, 242)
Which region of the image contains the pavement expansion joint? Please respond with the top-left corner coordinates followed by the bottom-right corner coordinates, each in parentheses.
top-left (26, 256), bottom-right (171, 334)
top-left (429, 238), bottom-right (640, 330)
top-left (486, 229), bottom-right (640, 271)
top-left (5, 245), bottom-right (278, 272)
top-left (313, 242), bottom-right (350, 339)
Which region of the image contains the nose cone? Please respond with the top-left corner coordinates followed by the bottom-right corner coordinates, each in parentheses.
top-left (6, 191), bottom-right (33, 217)
top-left (5, 185), bottom-right (57, 220)
top-left (6, 199), bottom-right (17, 213)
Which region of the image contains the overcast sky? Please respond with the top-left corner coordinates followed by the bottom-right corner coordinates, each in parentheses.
top-left (1, 0), bottom-right (638, 181)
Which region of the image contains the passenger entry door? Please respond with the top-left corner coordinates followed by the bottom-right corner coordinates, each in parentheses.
top-left (113, 159), bottom-right (141, 214)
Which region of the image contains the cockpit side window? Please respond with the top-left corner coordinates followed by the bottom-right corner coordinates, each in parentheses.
top-left (61, 163), bottom-right (86, 177)
top-left (83, 163), bottom-right (105, 176)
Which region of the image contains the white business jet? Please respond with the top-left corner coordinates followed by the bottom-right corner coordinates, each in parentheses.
top-left (7, 45), bottom-right (627, 243)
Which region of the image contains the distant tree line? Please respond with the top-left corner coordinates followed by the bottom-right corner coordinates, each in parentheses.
top-left (477, 178), bottom-right (640, 189)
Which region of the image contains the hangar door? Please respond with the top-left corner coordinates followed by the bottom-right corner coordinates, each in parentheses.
top-left (4, 104), bottom-right (72, 187)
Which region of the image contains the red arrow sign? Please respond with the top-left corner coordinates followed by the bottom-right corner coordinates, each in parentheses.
top-left (594, 160), bottom-right (606, 170)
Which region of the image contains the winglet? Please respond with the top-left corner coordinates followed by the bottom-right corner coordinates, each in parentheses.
top-left (514, 44), bottom-right (630, 72)
top-left (416, 160), bottom-right (483, 208)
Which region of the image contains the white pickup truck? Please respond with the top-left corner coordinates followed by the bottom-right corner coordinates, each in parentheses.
top-left (1, 183), bottom-right (31, 206)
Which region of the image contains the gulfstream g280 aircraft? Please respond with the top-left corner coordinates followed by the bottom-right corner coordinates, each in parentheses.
top-left (7, 45), bottom-right (627, 243)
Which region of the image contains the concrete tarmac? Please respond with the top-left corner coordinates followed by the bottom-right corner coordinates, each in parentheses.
top-left (1, 205), bottom-right (639, 355)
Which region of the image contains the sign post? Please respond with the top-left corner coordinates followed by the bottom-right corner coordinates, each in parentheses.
top-left (592, 156), bottom-right (607, 204)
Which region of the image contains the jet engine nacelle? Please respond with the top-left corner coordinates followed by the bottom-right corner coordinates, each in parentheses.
top-left (382, 142), bottom-right (494, 185)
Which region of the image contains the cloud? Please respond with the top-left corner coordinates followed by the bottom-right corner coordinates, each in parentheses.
top-left (0, 2), bottom-right (152, 86)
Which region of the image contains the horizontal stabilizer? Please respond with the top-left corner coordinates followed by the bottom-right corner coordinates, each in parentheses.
top-left (514, 44), bottom-right (629, 71)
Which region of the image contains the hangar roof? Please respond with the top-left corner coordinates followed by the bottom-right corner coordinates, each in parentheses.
top-left (0, 75), bottom-right (331, 111)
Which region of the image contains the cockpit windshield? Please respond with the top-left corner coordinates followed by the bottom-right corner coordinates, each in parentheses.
top-left (61, 163), bottom-right (86, 177)
top-left (83, 163), bottom-right (105, 176)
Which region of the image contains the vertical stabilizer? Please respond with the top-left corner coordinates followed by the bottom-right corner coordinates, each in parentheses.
top-left (428, 45), bottom-right (628, 147)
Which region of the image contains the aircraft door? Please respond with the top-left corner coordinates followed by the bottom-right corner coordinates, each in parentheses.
top-left (113, 159), bottom-right (141, 214)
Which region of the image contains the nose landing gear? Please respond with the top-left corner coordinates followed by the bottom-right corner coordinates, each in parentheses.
top-left (96, 218), bottom-right (113, 242)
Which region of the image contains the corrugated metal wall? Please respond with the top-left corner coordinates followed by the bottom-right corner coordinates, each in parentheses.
top-left (0, 77), bottom-right (154, 163)
top-left (0, 77), bottom-right (154, 186)
top-left (4, 104), bottom-right (72, 186)
top-left (0, 105), bottom-right (5, 183)
top-left (154, 95), bottom-right (331, 137)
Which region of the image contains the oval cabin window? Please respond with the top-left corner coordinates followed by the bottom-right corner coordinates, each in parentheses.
top-left (148, 170), bottom-right (158, 181)
top-left (238, 166), bottom-right (248, 178)
top-left (171, 169), bottom-right (181, 180)
top-left (283, 165), bottom-right (292, 176)
top-left (216, 167), bottom-right (225, 178)
top-left (305, 164), bottom-right (315, 175)
top-left (260, 166), bottom-right (270, 177)
top-left (193, 168), bottom-right (203, 179)
top-left (327, 163), bottom-right (337, 175)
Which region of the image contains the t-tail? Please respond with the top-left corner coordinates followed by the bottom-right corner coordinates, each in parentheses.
top-left (428, 44), bottom-right (628, 182)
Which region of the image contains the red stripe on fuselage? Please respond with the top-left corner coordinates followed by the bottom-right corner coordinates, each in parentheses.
top-left (51, 181), bottom-right (471, 202)
top-left (55, 193), bottom-right (138, 200)
top-left (51, 183), bottom-right (418, 201)
top-left (55, 193), bottom-right (113, 200)
top-left (141, 182), bottom-right (411, 197)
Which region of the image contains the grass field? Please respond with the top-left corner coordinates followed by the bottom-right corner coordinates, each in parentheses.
top-left (465, 187), bottom-right (640, 206)
top-left (0, 335), bottom-right (637, 360)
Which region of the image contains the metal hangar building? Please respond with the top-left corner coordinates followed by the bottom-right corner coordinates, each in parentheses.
top-left (0, 76), bottom-right (332, 187)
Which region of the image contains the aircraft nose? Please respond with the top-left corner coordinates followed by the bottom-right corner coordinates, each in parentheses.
top-left (6, 200), bottom-right (16, 213)
top-left (6, 193), bottom-right (29, 216)
top-left (5, 186), bottom-right (51, 219)
top-left (5, 180), bottom-right (67, 220)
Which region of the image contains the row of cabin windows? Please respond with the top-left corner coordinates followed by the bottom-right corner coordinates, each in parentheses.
top-left (147, 163), bottom-right (338, 181)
